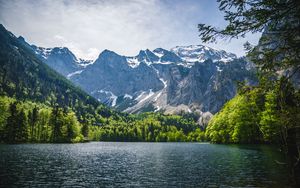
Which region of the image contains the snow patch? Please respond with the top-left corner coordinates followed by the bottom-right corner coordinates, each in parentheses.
top-left (218, 57), bottom-right (234, 63)
top-left (67, 70), bottom-right (83, 79)
top-left (153, 51), bottom-right (164, 58)
top-left (170, 44), bottom-right (237, 64)
top-left (135, 91), bottom-right (146, 101)
top-left (153, 60), bottom-right (173, 65)
top-left (152, 65), bottom-right (168, 89)
top-left (134, 89), bottom-right (155, 104)
top-left (110, 93), bottom-right (117, 107)
top-left (216, 66), bottom-right (223, 72)
top-left (138, 89), bottom-right (154, 104)
top-left (78, 62), bottom-right (93, 68)
top-left (154, 106), bottom-right (161, 112)
top-left (124, 94), bottom-right (133, 99)
top-left (126, 57), bottom-right (140, 68)
top-left (35, 47), bottom-right (52, 59)
top-left (92, 89), bottom-right (118, 107)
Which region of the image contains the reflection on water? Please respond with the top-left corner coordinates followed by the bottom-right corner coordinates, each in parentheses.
top-left (0, 142), bottom-right (292, 187)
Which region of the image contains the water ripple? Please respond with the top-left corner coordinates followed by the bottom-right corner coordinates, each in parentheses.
top-left (0, 142), bottom-right (292, 187)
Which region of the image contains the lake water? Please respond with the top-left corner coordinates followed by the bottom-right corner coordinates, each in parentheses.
top-left (0, 142), bottom-right (293, 187)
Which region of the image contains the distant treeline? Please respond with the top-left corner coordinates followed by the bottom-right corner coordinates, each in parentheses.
top-left (0, 96), bottom-right (84, 143)
top-left (0, 96), bottom-right (206, 143)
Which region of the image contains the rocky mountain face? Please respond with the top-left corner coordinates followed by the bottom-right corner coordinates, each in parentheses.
top-left (32, 46), bottom-right (84, 76)
top-left (21, 38), bottom-right (257, 116)
top-left (0, 24), bottom-right (101, 111)
top-left (17, 36), bottom-right (92, 78)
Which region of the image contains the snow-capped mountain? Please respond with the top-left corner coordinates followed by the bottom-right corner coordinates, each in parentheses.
top-left (171, 45), bottom-right (237, 63)
top-left (17, 36), bottom-right (93, 77)
top-left (68, 45), bottom-right (256, 115)
top-left (123, 45), bottom-right (237, 68)
top-left (21, 37), bottom-right (257, 119)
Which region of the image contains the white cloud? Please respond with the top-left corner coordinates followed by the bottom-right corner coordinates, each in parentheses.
top-left (53, 35), bottom-right (66, 41)
top-left (0, 0), bottom-right (261, 59)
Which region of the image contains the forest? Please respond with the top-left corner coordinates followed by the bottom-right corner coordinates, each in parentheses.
top-left (198, 0), bottom-right (300, 183)
top-left (198, 0), bottom-right (300, 146)
top-left (206, 79), bottom-right (300, 144)
top-left (0, 24), bottom-right (206, 144)
top-left (0, 96), bottom-right (205, 143)
top-left (1, 0), bottom-right (300, 148)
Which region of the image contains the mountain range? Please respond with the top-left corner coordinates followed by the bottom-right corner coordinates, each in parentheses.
top-left (16, 31), bottom-right (258, 123)
top-left (0, 24), bottom-right (117, 123)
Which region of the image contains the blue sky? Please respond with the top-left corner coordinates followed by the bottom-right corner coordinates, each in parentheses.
top-left (0, 0), bottom-right (261, 60)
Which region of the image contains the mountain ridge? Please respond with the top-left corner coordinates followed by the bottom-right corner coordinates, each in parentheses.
top-left (0, 24), bottom-right (117, 123)
top-left (15, 31), bottom-right (257, 120)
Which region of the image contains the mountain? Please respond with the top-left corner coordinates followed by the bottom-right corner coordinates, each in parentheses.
top-left (71, 49), bottom-right (165, 108)
top-left (32, 46), bottom-right (83, 76)
top-left (17, 36), bottom-right (92, 78)
top-left (20, 34), bottom-right (257, 118)
top-left (70, 45), bottom-right (256, 115)
top-left (171, 45), bottom-right (237, 63)
top-left (0, 24), bottom-right (208, 144)
top-left (0, 24), bottom-right (115, 121)
top-left (33, 46), bottom-right (93, 78)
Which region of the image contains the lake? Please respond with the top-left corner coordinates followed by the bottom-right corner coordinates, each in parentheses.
top-left (0, 142), bottom-right (293, 187)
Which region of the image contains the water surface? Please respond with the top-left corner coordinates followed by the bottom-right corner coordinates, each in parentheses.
top-left (0, 142), bottom-right (292, 187)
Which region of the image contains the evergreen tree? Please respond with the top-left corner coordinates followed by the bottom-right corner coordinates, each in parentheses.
top-left (81, 122), bottom-right (89, 138)
top-left (28, 106), bottom-right (38, 141)
top-left (4, 102), bottom-right (18, 143)
top-left (15, 109), bottom-right (28, 143)
top-left (50, 106), bottom-right (63, 143)
top-left (198, 0), bottom-right (300, 183)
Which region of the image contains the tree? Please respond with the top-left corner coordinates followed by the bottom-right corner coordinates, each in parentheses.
top-left (81, 122), bottom-right (89, 138)
top-left (15, 109), bottom-right (28, 143)
top-left (4, 102), bottom-right (28, 143)
top-left (38, 108), bottom-right (51, 142)
top-left (50, 106), bottom-right (64, 142)
top-left (260, 90), bottom-right (281, 142)
top-left (198, 0), bottom-right (300, 73)
top-left (4, 102), bottom-right (18, 143)
top-left (28, 106), bottom-right (38, 141)
top-left (63, 111), bottom-right (82, 142)
top-left (0, 96), bottom-right (11, 141)
top-left (199, 1), bottom-right (300, 183)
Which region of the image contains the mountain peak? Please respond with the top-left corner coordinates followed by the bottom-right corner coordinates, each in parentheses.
top-left (17, 36), bottom-right (26, 42)
top-left (0, 24), bottom-right (10, 36)
top-left (100, 49), bottom-right (120, 57)
top-left (51, 47), bottom-right (76, 57)
top-left (171, 44), bottom-right (237, 63)
top-left (137, 49), bottom-right (159, 63)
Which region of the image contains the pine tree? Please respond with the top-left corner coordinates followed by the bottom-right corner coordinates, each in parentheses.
top-left (15, 109), bottom-right (28, 143)
top-left (4, 102), bottom-right (18, 143)
top-left (50, 106), bottom-right (63, 142)
top-left (81, 122), bottom-right (89, 138)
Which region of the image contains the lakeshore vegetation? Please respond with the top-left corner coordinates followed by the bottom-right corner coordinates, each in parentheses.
top-left (0, 96), bottom-right (205, 143)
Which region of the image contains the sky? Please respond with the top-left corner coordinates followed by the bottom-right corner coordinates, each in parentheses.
top-left (0, 0), bottom-right (261, 60)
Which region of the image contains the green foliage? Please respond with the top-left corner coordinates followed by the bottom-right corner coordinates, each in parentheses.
top-left (259, 90), bottom-right (281, 141)
top-left (198, 0), bottom-right (300, 84)
top-left (0, 96), bottom-right (206, 143)
top-left (198, 0), bottom-right (300, 87)
top-left (4, 102), bottom-right (28, 143)
top-left (198, 0), bottom-right (300, 145)
top-left (206, 80), bottom-right (300, 144)
top-left (88, 113), bottom-right (205, 142)
top-left (0, 24), bottom-right (121, 132)
top-left (0, 96), bottom-right (84, 143)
